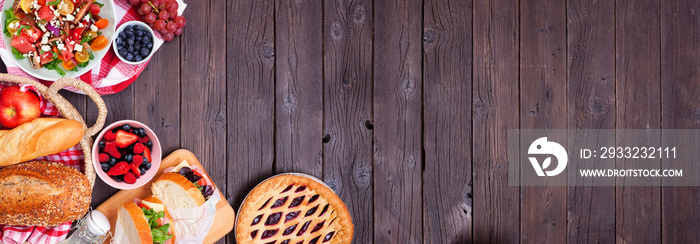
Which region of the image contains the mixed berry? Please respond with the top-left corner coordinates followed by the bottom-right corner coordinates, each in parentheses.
top-left (97, 124), bottom-right (153, 184)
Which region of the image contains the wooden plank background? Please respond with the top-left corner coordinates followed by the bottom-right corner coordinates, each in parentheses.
top-left (2, 0), bottom-right (700, 243)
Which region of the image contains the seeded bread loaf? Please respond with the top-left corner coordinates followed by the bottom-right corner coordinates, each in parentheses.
top-left (0, 161), bottom-right (91, 226)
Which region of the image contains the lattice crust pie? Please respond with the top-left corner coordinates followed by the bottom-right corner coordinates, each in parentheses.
top-left (236, 174), bottom-right (353, 244)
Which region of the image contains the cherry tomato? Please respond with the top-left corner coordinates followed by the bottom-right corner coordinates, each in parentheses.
top-left (94, 19), bottom-right (109, 29)
top-left (39, 51), bottom-right (55, 64)
top-left (70, 27), bottom-right (84, 41)
top-left (90, 3), bottom-right (101, 15)
top-left (37, 0), bottom-right (45, 4)
top-left (19, 0), bottom-right (33, 13)
top-left (57, 0), bottom-right (74, 16)
top-left (62, 59), bottom-right (76, 70)
top-left (90, 35), bottom-right (108, 51)
top-left (10, 35), bottom-right (36, 54)
top-left (74, 49), bottom-right (89, 63)
top-left (38, 5), bottom-right (55, 21)
top-left (83, 30), bottom-right (97, 41)
top-left (6, 20), bottom-right (21, 36)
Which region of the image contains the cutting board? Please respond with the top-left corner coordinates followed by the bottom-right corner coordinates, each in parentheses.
top-left (96, 149), bottom-right (235, 244)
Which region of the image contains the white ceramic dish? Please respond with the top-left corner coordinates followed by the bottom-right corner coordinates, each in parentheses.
top-left (112, 21), bottom-right (155, 65)
top-left (0, 0), bottom-right (116, 80)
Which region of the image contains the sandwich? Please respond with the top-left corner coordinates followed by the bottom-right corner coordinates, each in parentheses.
top-left (117, 196), bottom-right (174, 244)
top-left (151, 160), bottom-right (215, 208)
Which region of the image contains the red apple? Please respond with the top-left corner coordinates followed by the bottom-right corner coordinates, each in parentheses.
top-left (0, 86), bottom-right (41, 128)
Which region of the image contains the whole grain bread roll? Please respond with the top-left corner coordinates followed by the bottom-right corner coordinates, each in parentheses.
top-left (0, 161), bottom-right (91, 226)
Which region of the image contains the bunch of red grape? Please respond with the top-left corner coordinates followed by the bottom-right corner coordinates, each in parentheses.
top-left (129, 0), bottom-right (186, 42)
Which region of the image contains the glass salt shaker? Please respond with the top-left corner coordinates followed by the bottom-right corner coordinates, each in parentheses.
top-left (57, 210), bottom-right (111, 244)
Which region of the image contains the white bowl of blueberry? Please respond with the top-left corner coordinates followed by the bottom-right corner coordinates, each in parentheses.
top-left (113, 21), bottom-right (155, 64)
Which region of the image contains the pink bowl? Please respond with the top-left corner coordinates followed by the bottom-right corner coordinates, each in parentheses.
top-left (92, 120), bottom-right (162, 190)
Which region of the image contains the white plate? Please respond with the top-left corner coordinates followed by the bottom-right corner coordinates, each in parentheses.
top-left (1, 0), bottom-right (116, 80)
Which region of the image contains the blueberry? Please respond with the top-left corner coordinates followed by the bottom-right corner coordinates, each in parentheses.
top-left (139, 128), bottom-right (146, 136)
top-left (143, 157), bottom-right (149, 165)
top-left (108, 157), bottom-right (117, 166)
top-left (126, 54), bottom-right (134, 61)
top-left (122, 124), bottom-right (132, 131)
top-left (140, 168), bottom-right (147, 175)
top-left (116, 37), bottom-right (123, 45)
top-left (98, 141), bottom-right (105, 148)
top-left (101, 163), bottom-right (110, 172)
top-left (113, 175), bottom-right (123, 182)
top-left (134, 43), bottom-right (141, 50)
top-left (145, 162), bottom-right (151, 170)
top-left (136, 36), bottom-right (142, 42)
top-left (145, 141), bottom-right (153, 149)
top-left (118, 32), bottom-right (126, 39)
top-left (133, 25), bottom-right (141, 32)
top-left (118, 48), bottom-right (128, 58)
top-left (127, 144), bottom-right (134, 151)
top-left (125, 154), bottom-right (133, 163)
top-left (125, 30), bottom-right (134, 37)
top-left (127, 46), bottom-right (134, 54)
top-left (127, 38), bottom-right (135, 46)
top-left (146, 42), bottom-right (153, 49)
top-left (134, 55), bottom-right (142, 61)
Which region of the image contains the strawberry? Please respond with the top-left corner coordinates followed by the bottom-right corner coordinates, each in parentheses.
top-left (107, 161), bottom-right (130, 176)
top-left (123, 172), bottom-right (137, 184)
top-left (133, 155), bottom-right (144, 166)
top-left (144, 147), bottom-right (152, 162)
top-left (98, 153), bottom-right (110, 163)
top-left (133, 143), bottom-right (145, 154)
top-left (137, 136), bottom-right (150, 144)
top-left (103, 130), bottom-right (116, 141)
top-left (103, 141), bottom-right (122, 159)
top-left (130, 163), bottom-right (141, 177)
top-left (115, 130), bottom-right (138, 148)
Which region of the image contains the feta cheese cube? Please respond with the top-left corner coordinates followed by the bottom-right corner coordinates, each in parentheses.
top-left (90, 24), bottom-right (98, 32)
top-left (65, 14), bottom-right (74, 21)
top-left (41, 36), bottom-right (48, 44)
top-left (57, 43), bottom-right (65, 50)
top-left (41, 45), bottom-right (50, 52)
top-left (74, 44), bottom-right (82, 52)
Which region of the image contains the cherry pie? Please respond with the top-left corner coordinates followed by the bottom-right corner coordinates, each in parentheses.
top-left (236, 174), bottom-right (353, 244)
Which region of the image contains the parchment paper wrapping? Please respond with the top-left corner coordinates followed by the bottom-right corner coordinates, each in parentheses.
top-left (166, 189), bottom-right (219, 244)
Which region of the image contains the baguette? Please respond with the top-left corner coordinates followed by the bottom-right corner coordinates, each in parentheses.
top-left (0, 161), bottom-right (90, 226)
top-left (0, 118), bottom-right (85, 167)
top-left (151, 172), bottom-right (206, 208)
top-left (117, 202), bottom-right (154, 244)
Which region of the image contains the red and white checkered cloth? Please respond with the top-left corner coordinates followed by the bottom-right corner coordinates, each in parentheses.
top-left (0, 83), bottom-right (83, 244)
top-left (0, 0), bottom-right (187, 95)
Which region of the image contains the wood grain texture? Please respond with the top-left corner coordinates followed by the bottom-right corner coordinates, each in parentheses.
top-left (615, 0), bottom-right (661, 242)
top-left (373, 0), bottom-right (422, 243)
top-left (565, 0), bottom-right (615, 243)
top-left (274, 0), bottom-right (323, 177)
top-left (133, 34), bottom-right (180, 155)
top-left (520, 0), bottom-right (567, 243)
top-left (323, 0), bottom-right (374, 243)
top-left (180, 1), bottom-right (228, 243)
top-left (661, 0), bottom-right (700, 242)
top-left (87, 85), bottom-right (133, 208)
top-left (225, 4), bottom-right (276, 242)
top-left (422, 0), bottom-right (473, 243)
top-left (472, 0), bottom-right (520, 243)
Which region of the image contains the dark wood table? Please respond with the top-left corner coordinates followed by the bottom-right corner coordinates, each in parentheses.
top-left (3, 0), bottom-right (700, 243)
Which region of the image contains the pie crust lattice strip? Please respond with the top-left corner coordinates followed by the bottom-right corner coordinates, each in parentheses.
top-left (236, 174), bottom-right (354, 244)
